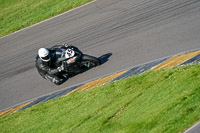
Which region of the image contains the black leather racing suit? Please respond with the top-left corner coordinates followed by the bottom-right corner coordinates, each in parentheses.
top-left (35, 45), bottom-right (70, 85)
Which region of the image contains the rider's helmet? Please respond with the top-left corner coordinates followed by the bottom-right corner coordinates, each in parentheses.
top-left (38, 48), bottom-right (50, 62)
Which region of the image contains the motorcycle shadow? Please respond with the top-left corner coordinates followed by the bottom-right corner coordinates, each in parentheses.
top-left (98, 52), bottom-right (112, 65)
top-left (65, 52), bottom-right (112, 80)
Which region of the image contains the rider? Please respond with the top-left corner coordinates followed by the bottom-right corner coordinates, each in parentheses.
top-left (35, 44), bottom-right (78, 85)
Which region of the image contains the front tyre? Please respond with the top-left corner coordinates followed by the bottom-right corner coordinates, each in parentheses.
top-left (81, 54), bottom-right (101, 67)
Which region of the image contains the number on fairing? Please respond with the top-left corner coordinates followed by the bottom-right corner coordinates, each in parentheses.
top-left (65, 48), bottom-right (75, 58)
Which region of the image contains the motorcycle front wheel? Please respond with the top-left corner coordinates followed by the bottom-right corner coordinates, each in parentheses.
top-left (81, 54), bottom-right (101, 67)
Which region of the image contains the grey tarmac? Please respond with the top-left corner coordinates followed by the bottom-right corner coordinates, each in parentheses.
top-left (0, 0), bottom-right (200, 120)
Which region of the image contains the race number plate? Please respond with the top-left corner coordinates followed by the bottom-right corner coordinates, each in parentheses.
top-left (65, 48), bottom-right (75, 58)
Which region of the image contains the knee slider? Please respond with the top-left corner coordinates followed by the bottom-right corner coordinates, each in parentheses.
top-left (52, 77), bottom-right (63, 85)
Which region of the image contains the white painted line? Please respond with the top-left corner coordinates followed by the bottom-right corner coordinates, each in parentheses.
top-left (184, 121), bottom-right (200, 133)
top-left (0, 0), bottom-right (97, 40)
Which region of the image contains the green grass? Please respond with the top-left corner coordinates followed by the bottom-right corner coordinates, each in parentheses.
top-left (1, 64), bottom-right (200, 133)
top-left (0, 0), bottom-right (93, 37)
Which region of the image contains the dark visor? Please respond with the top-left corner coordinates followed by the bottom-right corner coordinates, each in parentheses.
top-left (41, 55), bottom-right (50, 61)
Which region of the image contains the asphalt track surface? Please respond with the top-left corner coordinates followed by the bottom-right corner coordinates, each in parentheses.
top-left (1, 0), bottom-right (200, 113)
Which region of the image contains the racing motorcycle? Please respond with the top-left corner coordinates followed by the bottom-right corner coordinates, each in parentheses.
top-left (55, 45), bottom-right (101, 78)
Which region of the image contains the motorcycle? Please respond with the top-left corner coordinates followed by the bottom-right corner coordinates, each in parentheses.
top-left (55, 45), bottom-right (101, 78)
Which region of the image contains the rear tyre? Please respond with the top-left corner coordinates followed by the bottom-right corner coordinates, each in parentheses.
top-left (81, 54), bottom-right (101, 67)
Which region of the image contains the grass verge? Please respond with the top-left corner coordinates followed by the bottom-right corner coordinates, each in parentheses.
top-left (1, 64), bottom-right (200, 133)
top-left (0, 0), bottom-right (93, 37)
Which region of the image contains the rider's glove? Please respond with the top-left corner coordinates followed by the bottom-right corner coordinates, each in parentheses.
top-left (57, 64), bottom-right (64, 72)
